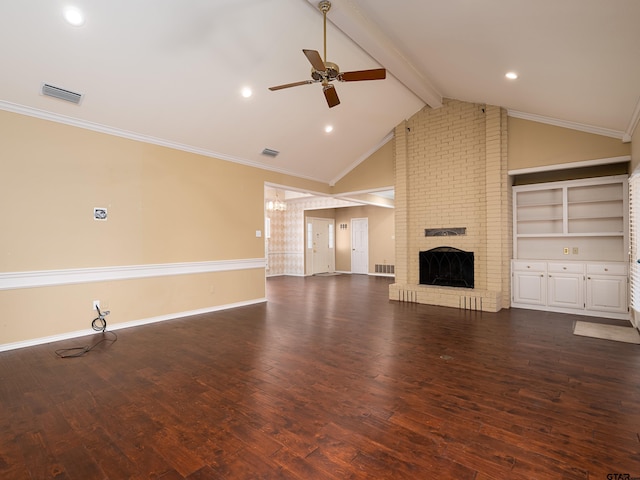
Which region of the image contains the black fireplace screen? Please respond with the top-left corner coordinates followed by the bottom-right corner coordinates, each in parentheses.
top-left (419, 247), bottom-right (474, 288)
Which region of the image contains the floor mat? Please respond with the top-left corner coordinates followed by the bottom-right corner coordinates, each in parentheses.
top-left (573, 321), bottom-right (640, 344)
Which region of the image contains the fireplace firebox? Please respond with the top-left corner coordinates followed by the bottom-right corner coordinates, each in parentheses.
top-left (419, 247), bottom-right (474, 288)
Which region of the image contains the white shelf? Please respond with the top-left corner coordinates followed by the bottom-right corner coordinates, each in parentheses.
top-left (513, 175), bottom-right (628, 262)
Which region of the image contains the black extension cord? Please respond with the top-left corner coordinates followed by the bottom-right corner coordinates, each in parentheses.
top-left (55, 305), bottom-right (117, 358)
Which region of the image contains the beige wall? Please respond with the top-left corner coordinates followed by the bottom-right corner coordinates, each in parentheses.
top-left (0, 110), bottom-right (329, 346)
top-left (509, 117), bottom-right (630, 170)
top-left (335, 206), bottom-right (395, 273)
top-left (332, 139), bottom-right (394, 193)
top-left (3, 106), bottom-right (635, 346)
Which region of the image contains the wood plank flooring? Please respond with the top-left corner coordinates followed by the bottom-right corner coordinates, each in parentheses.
top-left (2, 274), bottom-right (640, 479)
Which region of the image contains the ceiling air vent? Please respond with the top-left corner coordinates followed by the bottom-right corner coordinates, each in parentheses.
top-left (261, 148), bottom-right (279, 157)
top-left (41, 83), bottom-right (83, 104)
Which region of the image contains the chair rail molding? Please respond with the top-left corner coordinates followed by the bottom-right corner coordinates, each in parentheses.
top-left (0, 258), bottom-right (266, 290)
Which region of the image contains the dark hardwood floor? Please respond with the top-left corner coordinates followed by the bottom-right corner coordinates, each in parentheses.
top-left (2, 274), bottom-right (640, 479)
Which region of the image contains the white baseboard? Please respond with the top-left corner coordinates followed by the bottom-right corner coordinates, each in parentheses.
top-left (0, 297), bottom-right (266, 352)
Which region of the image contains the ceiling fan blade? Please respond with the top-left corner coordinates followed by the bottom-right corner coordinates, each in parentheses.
top-left (340, 68), bottom-right (387, 82)
top-left (303, 49), bottom-right (326, 72)
top-left (323, 84), bottom-right (340, 108)
top-left (269, 80), bottom-right (314, 91)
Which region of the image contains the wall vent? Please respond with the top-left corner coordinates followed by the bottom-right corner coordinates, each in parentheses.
top-left (261, 148), bottom-right (279, 157)
top-left (374, 264), bottom-right (395, 274)
top-left (397, 289), bottom-right (417, 302)
top-left (41, 83), bottom-right (83, 104)
top-left (460, 296), bottom-right (482, 311)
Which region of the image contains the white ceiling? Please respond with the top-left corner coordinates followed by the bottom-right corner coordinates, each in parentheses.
top-left (1, 0), bottom-right (639, 186)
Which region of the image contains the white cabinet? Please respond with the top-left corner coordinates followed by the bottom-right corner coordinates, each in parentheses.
top-left (585, 263), bottom-right (628, 314)
top-left (512, 261), bottom-right (546, 306)
top-left (511, 260), bottom-right (629, 320)
top-left (548, 262), bottom-right (584, 310)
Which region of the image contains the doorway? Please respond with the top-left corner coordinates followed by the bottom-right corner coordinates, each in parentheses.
top-left (351, 217), bottom-right (369, 274)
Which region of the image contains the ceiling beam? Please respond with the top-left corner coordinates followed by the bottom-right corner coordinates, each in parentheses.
top-left (307, 0), bottom-right (442, 109)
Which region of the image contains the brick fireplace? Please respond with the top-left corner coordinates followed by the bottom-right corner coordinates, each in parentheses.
top-left (389, 99), bottom-right (512, 312)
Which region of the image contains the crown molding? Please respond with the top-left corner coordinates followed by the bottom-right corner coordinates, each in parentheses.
top-left (0, 100), bottom-right (326, 184)
top-left (624, 95), bottom-right (640, 143)
top-left (507, 109), bottom-right (627, 140)
top-left (508, 156), bottom-right (630, 176)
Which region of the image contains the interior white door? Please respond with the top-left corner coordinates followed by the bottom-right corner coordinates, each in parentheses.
top-left (351, 218), bottom-right (369, 274)
top-left (311, 218), bottom-right (335, 274)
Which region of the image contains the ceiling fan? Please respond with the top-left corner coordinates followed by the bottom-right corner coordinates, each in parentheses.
top-left (268, 0), bottom-right (386, 108)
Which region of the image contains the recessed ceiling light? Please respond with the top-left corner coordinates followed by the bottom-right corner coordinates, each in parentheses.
top-left (241, 87), bottom-right (252, 98)
top-left (505, 72), bottom-right (518, 80)
top-left (63, 6), bottom-right (85, 26)
top-left (324, 125), bottom-right (333, 133)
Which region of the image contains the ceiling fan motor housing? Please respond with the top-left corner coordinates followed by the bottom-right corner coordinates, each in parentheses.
top-left (311, 61), bottom-right (339, 81)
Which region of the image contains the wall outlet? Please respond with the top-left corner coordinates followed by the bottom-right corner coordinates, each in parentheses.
top-left (572, 247), bottom-right (579, 255)
top-left (563, 247), bottom-right (569, 255)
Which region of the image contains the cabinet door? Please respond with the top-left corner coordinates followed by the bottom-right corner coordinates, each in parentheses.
top-left (548, 273), bottom-right (583, 310)
top-left (513, 271), bottom-right (546, 306)
top-left (586, 275), bottom-right (627, 313)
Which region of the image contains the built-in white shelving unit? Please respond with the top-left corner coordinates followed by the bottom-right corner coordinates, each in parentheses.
top-left (512, 175), bottom-right (629, 319)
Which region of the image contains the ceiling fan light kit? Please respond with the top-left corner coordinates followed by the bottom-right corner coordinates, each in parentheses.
top-left (268, 0), bottom-right (386, 108)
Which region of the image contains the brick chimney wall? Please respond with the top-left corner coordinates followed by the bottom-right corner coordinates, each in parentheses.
top-left (390, 99), bottom-right (511, 312)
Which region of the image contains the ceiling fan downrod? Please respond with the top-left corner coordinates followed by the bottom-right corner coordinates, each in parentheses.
top-left (319, 0), bottom-right (331, 63)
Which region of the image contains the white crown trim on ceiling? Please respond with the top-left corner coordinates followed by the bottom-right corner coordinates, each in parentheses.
top-left (0, 100), bottom-right (324, 183)
top-left (508, 109), bottom-right (627, 141)
top-left (508, 155), bottom-right (630, 176)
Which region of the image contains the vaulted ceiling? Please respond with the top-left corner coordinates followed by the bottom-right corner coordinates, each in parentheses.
top-left (1, 0), bottom-right (638, 185)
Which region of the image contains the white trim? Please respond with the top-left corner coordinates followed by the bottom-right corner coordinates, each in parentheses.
top-left (508, 156), bottom-right (630, 176)
top-left (511, 302), bottom-right (630, 321)
top-left (0, 258), bottom-right (265, 291)
top-left (508, 109), bottom-right (627, 140)
top-left (0, 298), bottom-right (266, 352)
top-left (0, 100), bottom-right (324, 184)
top-left (624, 95), bottom-right (640, 143)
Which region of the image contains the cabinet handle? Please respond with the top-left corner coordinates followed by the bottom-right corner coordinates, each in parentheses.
top-left (604, 268), bottom-right (609, 272)
top-left (563, 267), bottom-right (567, 270)
top-left (587, 276), bottom-right (591, 280)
